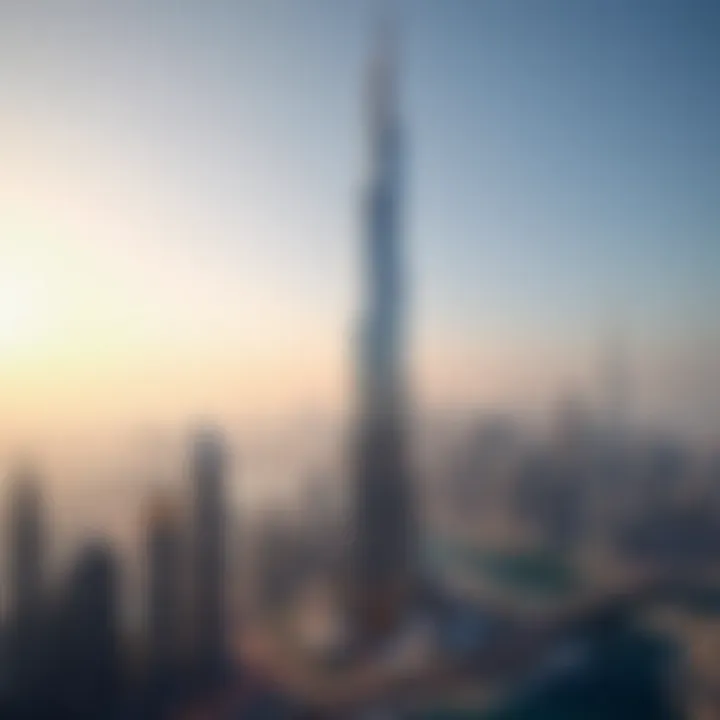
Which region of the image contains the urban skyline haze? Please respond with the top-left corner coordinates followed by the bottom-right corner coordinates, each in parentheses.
top-left (1, 0), bottom-right (719, 444)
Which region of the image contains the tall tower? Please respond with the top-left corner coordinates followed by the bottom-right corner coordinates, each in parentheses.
top-left (61, 540), bottom-right (121, 716)
top-left (602, 330), bottom-right (628, 447)
top-left (144, 489), bottom-right (183, 678)
top-left (6, 464), bottom-right (46, 700)
top-left (189, 426), bottom-right (228, 678)
top-left (7, 465), bottom-right (45, 624)
top-left (351, 24), bottom-right (415, 638)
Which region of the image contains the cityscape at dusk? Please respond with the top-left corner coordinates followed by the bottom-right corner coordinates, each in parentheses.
top-left (1, 1), bottom-right (720, 718)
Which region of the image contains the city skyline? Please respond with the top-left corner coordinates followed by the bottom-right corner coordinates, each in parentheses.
top-left (1, 1), bottom-right (720, 445)
top-left (1, 6), bottom-right (720, 715)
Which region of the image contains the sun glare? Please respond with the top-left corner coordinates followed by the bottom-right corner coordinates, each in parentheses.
top-left (0, 269), bottom-right (42, 354)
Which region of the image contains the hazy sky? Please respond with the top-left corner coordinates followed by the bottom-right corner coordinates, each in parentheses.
top-left (1, 0), bottom-right (719, 440)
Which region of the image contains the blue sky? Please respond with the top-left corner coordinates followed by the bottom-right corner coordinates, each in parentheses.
top-left (1, 0), bottom-right (719, 437)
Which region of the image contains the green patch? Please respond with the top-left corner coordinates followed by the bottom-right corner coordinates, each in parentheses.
top-left (427, 538), bottom-right (580, 598)
top-left (473, 550), bottom-right (579, 598)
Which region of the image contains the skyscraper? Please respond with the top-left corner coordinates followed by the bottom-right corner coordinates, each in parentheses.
top-left (60, 540), bottom-right (121, 718)
top-left (6, 464), bottom-right (45, 625)
top-left (189, 425), bottom-right (228, 678)
top-left (350, 25), bottom-right (416, 639)
top-left (144, 489), bottom-right (183, 678)
top-left (5, 464), bottom-right (46, 703)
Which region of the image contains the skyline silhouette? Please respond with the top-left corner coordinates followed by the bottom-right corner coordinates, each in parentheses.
top-left (1, 3), bottom-right (720, 719)
top-left (0, 1), bottom-right (719, 443)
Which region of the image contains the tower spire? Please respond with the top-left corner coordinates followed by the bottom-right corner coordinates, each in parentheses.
top-left (351, 16), bottom-right (415, 640)
top-left (368, 15), bottom-right (398, 141)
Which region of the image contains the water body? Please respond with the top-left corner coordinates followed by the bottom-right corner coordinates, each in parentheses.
top-left (426, 537), bottom-right (580, 600)
top-left (418, 623), bottom-right (682, 720)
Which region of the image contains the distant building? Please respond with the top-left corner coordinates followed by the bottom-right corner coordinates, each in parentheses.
top-left (515, 449), bottom-right (582, 553)
top-left (255, 506), bottom-right (297, 613)
top-left (551, 395), bottom-right (598, 550)
top-left (60, 540), bottom-right (121, 718)
top-left (300, 473), bottom-right (338, 574)
top-left (706, 450), bottom-right (720, 520)
top-left (144, 488), bottom-right (184, 677)
top-left (451, 415), bottom-right (520, 524)
top-left (189, 425), bottom-right (228, 677)
top-left (5, 463), bottom-right (47, 703)
top-left (643, 443), bottom-right (686, 517)
top-left (6, 464), bottom-right (45, 626)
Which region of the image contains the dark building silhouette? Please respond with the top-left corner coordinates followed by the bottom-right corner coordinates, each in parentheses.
top-left (5, 464), bottom-right (47, 707)
top-left (58, 540), bottom-right (122, 719)
top-left (450, 416), bottom-right (519, 522)
top-left (350, 26), bottom-right (416, 638)
top-left (299, 474), bottom-right (337, 575)
top-left (707, 451), bottom-right (720, 519)
top-left (189, 426), bottom-right (228, 678)
top-left (646, 443), bottom-right (686, 513)
top-left (144, 489), bottom-right (184, 679)
top-left (6, 464), bottom-right (45, 626)
top-left (256, 506), bottom-right (297, 614)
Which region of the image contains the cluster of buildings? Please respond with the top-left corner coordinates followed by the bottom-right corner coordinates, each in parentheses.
top-left (0, 22), bottom-right (713, 720)
top-left (436, 399), bottom-right (720, 574)
top-left (0, 428), bottom-right (232, 718)
top-left (0, 26), bottom-right (418, 720)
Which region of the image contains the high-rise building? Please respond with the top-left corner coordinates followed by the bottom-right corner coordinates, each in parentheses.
top-left (60, 540), bottom-right (121, 718)
top-left (255, 506), bottom-right (296, 614)
top-left (189, 426), bottom-right (228, 677)
top-left (6, 464), bottom-right (45, 625)
top-left (144, 489), bottom-right (183, 677)
top-left (350, 25), bottom-right (416, 638)
top-left (5, 463), bottom-right (46, 703)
